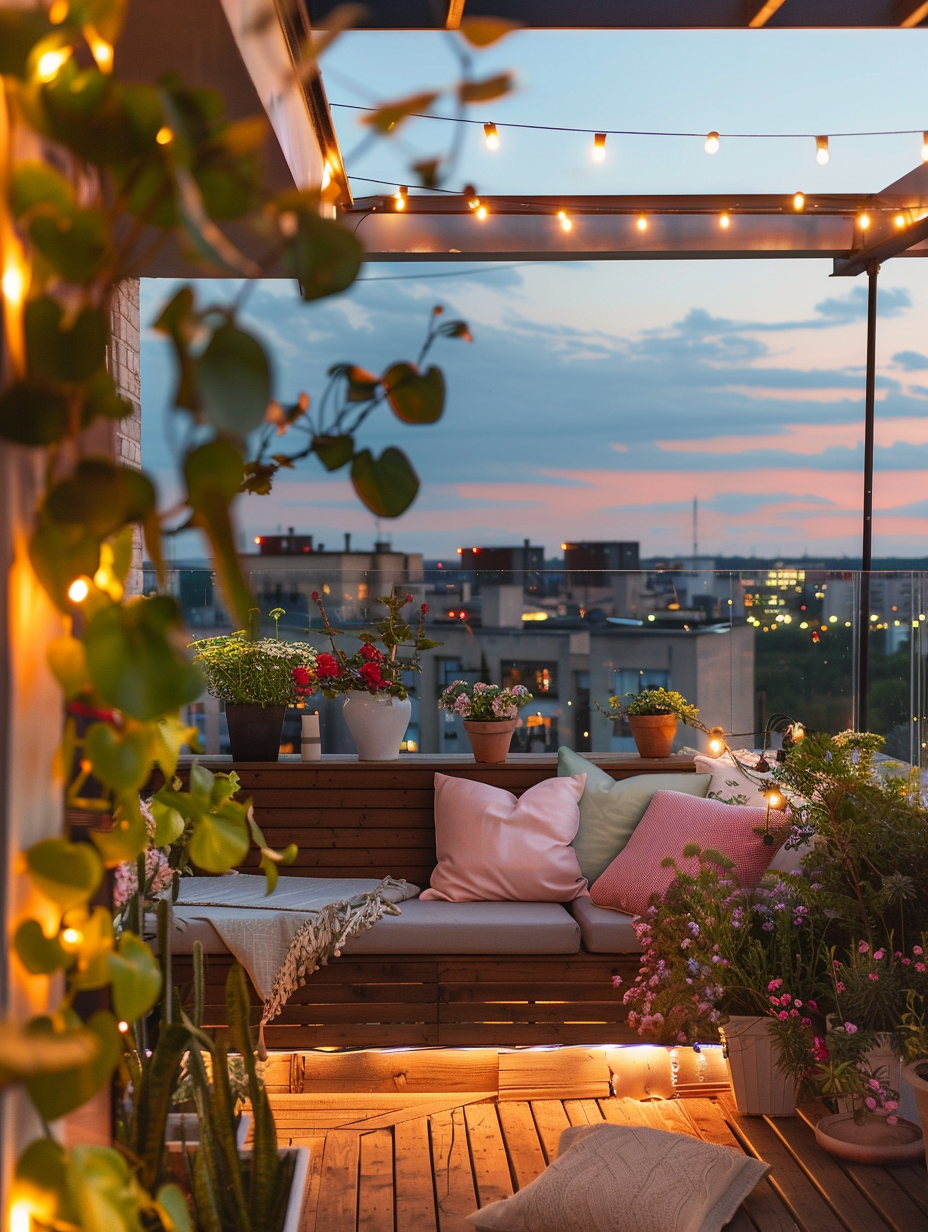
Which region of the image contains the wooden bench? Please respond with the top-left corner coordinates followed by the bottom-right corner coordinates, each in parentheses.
top-left (173, 754), bottom-right (697, 1049)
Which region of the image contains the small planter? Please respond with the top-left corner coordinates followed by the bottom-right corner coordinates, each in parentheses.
top-left (814, 1111), bottom-right (924, 1165)
top-left (225, 703), bottom-right (286, 761)
top-left (720, 1015), bottom-right (797, 1116)
top-left (463, 718), bottom-right (517, 763)
top-left (837, 1034), bottom-right (918, 1123)
top-left (628, 713), bottom-right (678, 758)
top-left (342, 692), bottom-right (412, 760)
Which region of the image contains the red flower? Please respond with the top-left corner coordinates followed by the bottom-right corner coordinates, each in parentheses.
top-left (291, 666), bottom-right (312, 686)
top-left (360, 643), bottom-right (383, 662)
top-left (421, 603), bottom-right (429, 614)
top-left (405, 594), bottom-right (413, 604)
top-left (316, 653), bottom-right (341, 679)
top-left (311, 591), bottom-right (319, 601)
top-left (359, 662), bottom-right (383, 688)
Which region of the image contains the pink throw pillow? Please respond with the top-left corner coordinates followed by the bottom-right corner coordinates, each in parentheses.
top-left (589, 790), bottom-right (783, 916)
top-left (421, 773), bottom-right (589, 903)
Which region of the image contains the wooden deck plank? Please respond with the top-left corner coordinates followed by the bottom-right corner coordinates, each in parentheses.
top-left (648, 1099), bottom-right (704, 1140)
top-left (838, 1164), bottom-right (928, 1232)
top-left (394, 1117), bottom-right (438, 1232)
top-left (563, 1098), bottom-right (595, 1126)
top-left (496, 1101), bottom-right (548, 1190)
top-left (341, 1095), bottom-right (495, 1131)
top-left (431, 1107), bottom-right (479, 1232)
top-left (886, 1163), bottom-right (928, 1216)
top-left (357, 1130), bottom-right (395, 1232)
top-left (313, 1131), bottom-right (361, 1232)
top-left (529, 1100), bottom-right (571, 1162)
top-left (464, 1102), bottom-right (514, 1208)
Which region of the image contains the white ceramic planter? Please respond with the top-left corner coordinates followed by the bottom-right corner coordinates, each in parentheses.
top-left (342, 692), bottom-right (411, 760)
top-left (902, 1061), bottom-right (928, 1171)
top-left (720, 1015), bottom-right (797, 1116)
top-left (839, 1034), bottom-right (919, 1123)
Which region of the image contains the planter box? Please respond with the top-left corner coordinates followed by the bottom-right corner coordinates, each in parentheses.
top-left (721, 1015), bottom-right (797, 1116)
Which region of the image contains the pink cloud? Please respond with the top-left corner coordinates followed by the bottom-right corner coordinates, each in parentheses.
top-left (657, 418), bottom-right (928, 456)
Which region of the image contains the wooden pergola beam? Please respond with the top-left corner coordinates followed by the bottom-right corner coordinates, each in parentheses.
top-left (832, 212), bottom-right (928, 275)
top-left (899, 0), bottom-right (928, 26)
top-left (445, 0), bottom-right (466, 29)
top-left (746, 0), bottom-right (788, 28)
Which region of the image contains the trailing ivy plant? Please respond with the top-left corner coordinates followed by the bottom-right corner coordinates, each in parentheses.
top-left (0, 0), bottom-right (515, 1224)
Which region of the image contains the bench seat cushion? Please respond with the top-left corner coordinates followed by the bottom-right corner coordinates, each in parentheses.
top-left (168, 898), bottom-right (582, 957)
top-left (569, 896), bottom-right (642, 954)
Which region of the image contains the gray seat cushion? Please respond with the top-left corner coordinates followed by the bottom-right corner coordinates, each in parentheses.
top-left (168, 898), bottom-right (582, 956)
top-left (570, 896), bottom-right (642, 953)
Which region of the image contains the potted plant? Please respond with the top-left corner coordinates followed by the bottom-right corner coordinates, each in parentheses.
top-left (190, 609), bottom-right (318, 761)
top-left (601, 688), bottom-right (701, 758)
top-left (437, 680), bottom-right (534, 763)
top-left (311, 590), bottom-right (439, 760)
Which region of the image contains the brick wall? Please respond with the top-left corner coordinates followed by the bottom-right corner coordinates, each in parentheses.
top-left (108, 279), bottom-right (143, 591)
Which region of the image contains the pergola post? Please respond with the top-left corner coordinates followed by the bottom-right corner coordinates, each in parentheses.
top-left (856, 261), bottom-right (880, 733)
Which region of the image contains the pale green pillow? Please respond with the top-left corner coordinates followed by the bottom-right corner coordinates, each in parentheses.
top-left (557, 747), bottom-right (711, 884)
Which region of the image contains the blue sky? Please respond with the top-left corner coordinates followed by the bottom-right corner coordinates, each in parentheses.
top-left (141, 28), bottom-right (928, 561)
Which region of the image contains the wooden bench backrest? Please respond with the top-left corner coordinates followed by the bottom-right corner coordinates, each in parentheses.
top-left (194, 756), bottom-right (697, 887)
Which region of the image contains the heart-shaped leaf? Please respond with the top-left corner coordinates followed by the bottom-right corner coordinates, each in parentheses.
top-left (45, 459), bottom-right (155, 539)
top-left (26, 840), bottom-right (102, 911)
top-left (14, 919), bottom-right (68, 975)
top-left (155, 1183), bottom-right (194, 1232)
top-left (458, 73), bottom-right (514, 104)
top-left (29, 513), bottom-right (101, 610)
top-left (83, 722), bottom-right (154, 793)
top-left (0, 380), bottom-right (69, 445)
top-left (193, 322), bottom-right (271, 436)
top-left (313, 434), bottom-right (354, 472)
top-left (25, 297), bottom-right (108, 384)
top-left (284, 211), bottom-right (363, 302)
top-left (25, 1010), bottom-right (120, 1122)
top-left (30, 206), bottom-right (110, 284)
top-left (188, 802), bottom-right (250, 872)
top-left (47, 635), bottom-right (91, 700)
top-left (360, 91), bottom-right (439, 133)
top-left (351, 447), bottom-right (419, 518)
top-left (15, 1138), bottom-right (79, 1229)
top-left (80, 370), bottom-right (133, 426)
top-left (150, 798), bottom-right (185, 846)
top-left (67, 1143), bottom-right (141, 1232)
top-left (64, 906), bottom-right (115, 991)
top-left (108, 933), bottom-right (162, 1023)
top-left (90, 795), bottom-right (149, 866)
top-left (458, 16), bottom-right (520, 46)
top-left (185, 439), bottom-right (253, 628)
top-left (11, 161), bottom-right (74, 216)
top-left (382, 363), bottom-right (444, 424)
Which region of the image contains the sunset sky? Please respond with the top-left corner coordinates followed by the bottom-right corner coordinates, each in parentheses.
top-left (141, 28), bottom-right (928, 562)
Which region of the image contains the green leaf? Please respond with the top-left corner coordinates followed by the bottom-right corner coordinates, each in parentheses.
top-left (382, 362), bottom-right (445, 423)
top-left (90, 797), bottom-right (149, 866)
top-left (0, 10), bottom-right (52, 77)
top-left (29, 514), bottom-right (100, 611)
top-left (458, 15), bottom-right (520, 45)
top-left (15, 1138), bottom-right (79, 1228)
top-left (81, 370), bottom-right (134, 425)
top-left (328, 363), bottom-right (379, 402)
top-left (30, 206), bottom-right (110, 283)
top-left (84, 595), bottom-right (203, 721)
top-left (156, 1183), bottom-right (194, 1232)
top-left (25, 839), bottom-right (102, 911)
top-left (0, 380), bottom-right (69, 445)
top-left (14, 919), bottom-right (68, 975)
top-left (360, 90), bottom-right (439, 133)
top-left (108, 933), bottom-right (162, 1023)
top-left (25, 1010), bottom-right (121, 1122)
top-left (194, 322), bottom-right (271, 436)
top-left (152, 713), bottom-right (200, 782)
top-left (351, 447), bottom-right (420, 518)
top-left (45, 459), bottom-right (156, 540)
top-left (184, 440), bottom-right (253, 629)
top-left (284, 211), bottom-right (363, 303)
top-left (11, 161), bottom-right (74, 216)
top-left (187, 802), bottom-right (250, 873)
top-left (83, 722), bottom-right (154, 793)
top-left (313, 433), bottom-right (354, 472)
top-left (150, 798), bottom-right (185, 846)
top-left (25, 297), bottom-right (108, 384)
top-left (67, 1143), bottom-right (140, 1232)
top-left (457, 73), bottom-right (514, 104)
top-left (47, 635), bottom-right (91, 700)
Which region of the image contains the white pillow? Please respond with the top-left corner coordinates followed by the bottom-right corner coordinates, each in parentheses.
top-left (467, 1121), bottom-right (769, 1232)
top-left (694, 751), bottom-right (772, 807)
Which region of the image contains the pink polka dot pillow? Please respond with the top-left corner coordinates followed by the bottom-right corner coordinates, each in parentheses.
top-left (589, 790), bottom-right (782, 916)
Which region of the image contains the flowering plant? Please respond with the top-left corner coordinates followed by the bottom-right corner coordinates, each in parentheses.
top-left (438, 680), bottom-right (533, 722)
top-left (598, 687), bottom-right (700, 725)
top-left (311, 590), bottom-right (440, 699)
top-left (190, 608), bottom-right (318, 707)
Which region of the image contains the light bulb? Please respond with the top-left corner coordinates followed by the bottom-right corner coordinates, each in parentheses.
top-left (394, 186), bottom-right (408, 211)
top-left (636, 215), bottom-right (648, 231)
top-left (793, 192), bottom-right (805, 211)
top-left (922, 132), bottom-right (928, 163)
top-left (10, 1200), bottom-right (33, 1232)
top-left (67, 578), bottom-right (90, 603)
top-left (704, 131), bottom-right (720, 155)
top-left (156, 126), bottom-right (173, 146)
top-left (592, 133), bottom-right (607, 162)
top-left (475, 204), bottom-right (488, 221)
top-left (815, 136), bottom-right (829, 166)
top-left (2, 262), bottom-right (26, 306)
top-left (35, 46), bottom-right (71, 82)
top-left (557, 210), bottom-right (572, 232)
top-left (320, 159), bottom-right (332, 190)
top-left (48, 0), bottom-right (69, 22)
top-left (858, 213), bottom-right (870, 230)
top-left (895, 213), bottom-right (907, 229)
top-left (87, 30), bottom-right (113, 72)
top-left (483, 122), bottom-right (499, 151)
top-left (61, 927), bottom-right (83, 947)
top-left (719, 212), bottom-right (730, 229)
top-left (707, 727), bottom-right (727, 756)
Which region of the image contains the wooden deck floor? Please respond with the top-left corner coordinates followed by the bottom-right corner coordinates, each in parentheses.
top-left (270, 1088), bottom-right (928, 1232)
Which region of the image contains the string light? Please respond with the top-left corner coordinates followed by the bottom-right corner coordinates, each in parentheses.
top-left (156, 126), bottom-right (173, 146)
top-left (483, 122), bottom-right (499, 150)
top-left (707, 727), bottom-right (727, 756)
top-left (793, 192), bottom-right (805, 211)
top-left (858, 212), bottom-right (870, 229)
top-left (557, 209), bottom-right (572, 232)
top-left (895, 213), bottom-right (907, 228)
top-left (35, 46), bottom-right (71, 82)
top-left (394, 185), bottom-right (408, 211)
top-left (592, 132), bottom-right (607, 162)
top-left (61, 927), bottom-right (83, 948)
top-left (815, 135), bottom-right (830, 165)
top-left (922, 132), bottom-right (928, 163)
top-left (636, 215), bottom-right (648, 231)
top-left (719, 212), bottom-right (731, 229)
top-left (1, 261), bottom-right (25, 307)
top-left (704, 131), bottom-right (720, 155)
top-left (48, 0), bottom-right (68, 21)
top-left (67, 577), bottom-right (90, 603)
top-left (475, 203), bottom-right (488, 221)
top-left (86, 28), bottom-right (113, 72)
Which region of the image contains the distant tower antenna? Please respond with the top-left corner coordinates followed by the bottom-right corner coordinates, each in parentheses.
top-left (692, 496), bottom-right (698, 561)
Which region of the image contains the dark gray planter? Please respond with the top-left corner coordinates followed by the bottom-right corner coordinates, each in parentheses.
top-left (225, 703), bottom-right (285, 761)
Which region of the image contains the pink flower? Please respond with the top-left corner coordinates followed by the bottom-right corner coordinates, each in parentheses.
top-left (865, 1097), bottom-right (877, 1111)
top-left (858, 941), bottom-right (870, 954)
top-left (873, 949), bottom-right (885, 961)
top-left (916, 962), bottom-right (926, 973)
top-left (767, 979), bottom-right (783, 991)
top-left (915, 945), bottom-right (925, 956)
top-left (836, 982), bottom-right (846, 992)
top-left (868, 973), bottom-right (880, 981)
top-left (844, 1022), bottom-right (858, 1034)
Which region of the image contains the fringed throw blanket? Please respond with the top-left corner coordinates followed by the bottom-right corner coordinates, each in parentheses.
top-left (170, 874), bottom-right (419, 1030)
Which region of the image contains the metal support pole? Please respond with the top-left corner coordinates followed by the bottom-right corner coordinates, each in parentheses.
top-left (856, 261), bottom-right (879, 732)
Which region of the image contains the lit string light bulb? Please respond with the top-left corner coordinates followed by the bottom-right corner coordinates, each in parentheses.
top-left (67, 577), bottom-right (90, 603)
top-left (704, 131), bottom-right (720, 155)
top-left (86, 27), bottom-right (113, 72)
top-left (557, 209), bottom-right (572, 232)
top-left (719, 212), bottom-right (731, 229)
top-left (475, 203), bottom-right (488, 221)
top-left (592, 132), bottom-right (607, 162)
top-left (707, 727), bottom-right (727, 756)
top-left (858, 212), bottom-right (870, 230)
top-left (483, 122), bottom-right (499, 150)
top-left (793, 192), bottom-right (805, 211)
top-left (815, 136), bottom-right (830, 165)
top-left (895, 213), bottom-right (907, 229)
top-left (35, 45), bottom-right (71, 82)
top-left (394, 185), bottom-right (408, 211)
top-left (636, 215), bottom-right (648, 231)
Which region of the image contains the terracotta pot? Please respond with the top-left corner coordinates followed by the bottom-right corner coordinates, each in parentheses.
top-left (814, 1111), bottom-right (924, 1165)
top-left (225, 703), bottom-right (285, 761)
top-left (720, 1015), bottom-right (797, 1116)
top-left (628, 713), bottom-right (678, 758)
top-left (342, 692), bottom-right (411, 761)
top-left (463, 718), bottom-right (517, 763)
